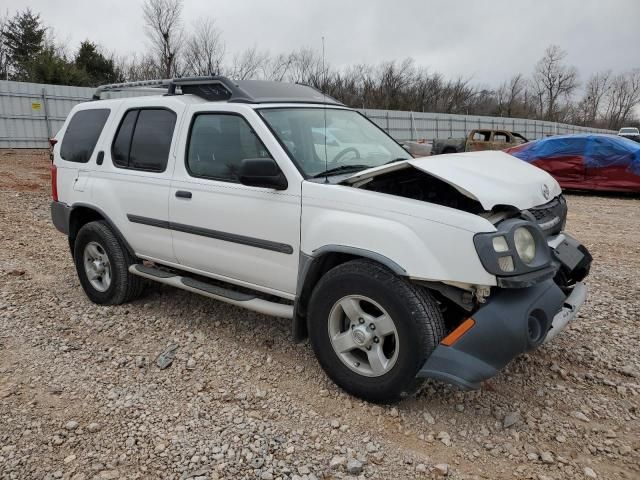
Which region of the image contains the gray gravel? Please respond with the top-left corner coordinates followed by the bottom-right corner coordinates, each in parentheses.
top-left (0, 151), bottom-right (639, 479)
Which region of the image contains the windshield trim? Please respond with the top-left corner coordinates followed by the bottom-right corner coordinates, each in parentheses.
top-left (255, 106), bottom-right (408, 180)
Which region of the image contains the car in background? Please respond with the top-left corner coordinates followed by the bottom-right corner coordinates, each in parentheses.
top-left (505, 134), bottom-right (640, 193)
top-left (401, 140), bottom-right (432, 157)
top-left (618, 127), bottom-right (640, 143)
top-left (432, 129), bottom-right (528, 155)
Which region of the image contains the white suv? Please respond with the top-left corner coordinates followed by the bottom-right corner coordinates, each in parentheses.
top-left (50, 77), bottom-right (591, 402)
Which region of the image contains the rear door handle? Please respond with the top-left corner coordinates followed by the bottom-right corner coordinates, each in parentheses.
top-left (175, 190), bottom-right (192, 199)
top-left (96, 151), bottom-right (104, 165)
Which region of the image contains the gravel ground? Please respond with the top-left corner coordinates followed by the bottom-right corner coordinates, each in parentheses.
top-left (0, 150), bottom-right (638, 480)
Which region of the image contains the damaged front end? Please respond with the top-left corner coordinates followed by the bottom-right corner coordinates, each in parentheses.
top-left (341, 154), bottom-right (592, 390)
top-left (418, 207), bottom-right (591, 389)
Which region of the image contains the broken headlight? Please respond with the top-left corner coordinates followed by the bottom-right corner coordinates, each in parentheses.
top-left (474, 219), bottom-right (555, 284)
top-left (513, 227), bottom-right (536, 264)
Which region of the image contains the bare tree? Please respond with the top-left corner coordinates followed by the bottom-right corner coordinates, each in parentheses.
top-left (142, 0), bottom-right (183, 78)
top-left (604, 69), bottom-right (640, 129)
top-left (496, 73), bottom-right (525, 117)
top-left (230, 46), bottom-right (269, 80)
top-left (287, 47), bottom-right (326, 87)
top-left (0, 10), bottom-right (9, 80)
top-left (183, 18), bottom-right (224, 76)
top-left (116, 52), bottom-right (161, 81)
top-left (574, 71), bottom-right (611, 125)
top-left (261, 52), bottom-right (293, 82)
top-left (533, 45), bottom-right (579, 121)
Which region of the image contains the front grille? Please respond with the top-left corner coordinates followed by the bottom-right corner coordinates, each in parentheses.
top-left (523, 195), bottom-right (567, 236)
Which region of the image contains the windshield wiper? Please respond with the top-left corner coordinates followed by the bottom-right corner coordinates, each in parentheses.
top-left (312, 164), bottom-right (371, 178)
top-left (384, 157), bottom-right (409, 165)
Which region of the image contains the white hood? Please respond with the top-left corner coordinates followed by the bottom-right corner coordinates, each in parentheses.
top-left (343, 150), bottom-right (561, 210)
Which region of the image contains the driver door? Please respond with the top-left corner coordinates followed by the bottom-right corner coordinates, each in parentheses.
top-left (169, 107), bottom-right (302, 297)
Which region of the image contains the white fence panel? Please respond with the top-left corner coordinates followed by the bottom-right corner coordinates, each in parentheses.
top-left (0, 80), bottom-right (616, 149)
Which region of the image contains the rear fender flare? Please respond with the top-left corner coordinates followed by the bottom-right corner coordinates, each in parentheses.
top-left (69, 203), bottom-right (136, 258)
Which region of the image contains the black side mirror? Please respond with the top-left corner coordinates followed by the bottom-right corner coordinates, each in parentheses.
top-left (238, 158), bottom-right (288, 190)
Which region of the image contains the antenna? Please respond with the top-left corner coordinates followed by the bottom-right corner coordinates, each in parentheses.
top-left (322, 36), bottom-right (329, 183)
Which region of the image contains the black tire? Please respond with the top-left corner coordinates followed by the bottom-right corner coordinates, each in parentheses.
top-left (73, 220), bottom-right (143, 305)
top-left (307, 259), bottom-right (445, 403)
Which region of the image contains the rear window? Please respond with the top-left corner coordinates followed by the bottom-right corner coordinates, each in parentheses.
top-left (111, 108), bottom-right (176, 172)
top-left (60, 109), bottom-right (110, 163)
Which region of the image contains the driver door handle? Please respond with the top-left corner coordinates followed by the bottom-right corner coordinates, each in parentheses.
top-left (175, 190), bottom-right (192, 199)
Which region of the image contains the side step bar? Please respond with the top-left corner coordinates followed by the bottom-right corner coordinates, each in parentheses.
top-left (129, 264), bottom-right (294, 319)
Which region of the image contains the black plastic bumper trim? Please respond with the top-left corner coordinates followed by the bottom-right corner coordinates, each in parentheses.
top-left (418, 278), bottom-right (567, 389)
top-left (51, 201), bottom-right (71, 235)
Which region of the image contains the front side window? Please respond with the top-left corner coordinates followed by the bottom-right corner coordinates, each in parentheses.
top-left (111, 108), bottom-right (176, 172)
top-left (259, 108), bottom-right (408, 177)
top-left (60, 109), bottom-right (110, 163)
top-left (472, 131), bottom-right (491, 142)
top-left (186, 113), bottom-right (271, 182)
top-left (493, 132), bottom-right (509, 143)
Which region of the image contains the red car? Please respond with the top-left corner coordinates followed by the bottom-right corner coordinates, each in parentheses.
top-left (505, 134), bottom-right (640, 193)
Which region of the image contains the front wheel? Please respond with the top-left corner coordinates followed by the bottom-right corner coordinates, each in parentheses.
top-left (307, 259), bottom-right (445, 403)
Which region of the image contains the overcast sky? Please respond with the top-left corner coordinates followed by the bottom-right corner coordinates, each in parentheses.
top-left (3, 0), bottom-right (639, 87)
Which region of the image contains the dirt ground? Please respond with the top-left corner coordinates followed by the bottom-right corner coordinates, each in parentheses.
top-left (0, 150), bottom-right (638, 480)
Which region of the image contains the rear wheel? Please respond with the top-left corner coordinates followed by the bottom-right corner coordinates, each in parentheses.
top-left (307, 259), bottom-right (445, 403)
top-left (73, 221), bottom-right (143, 305)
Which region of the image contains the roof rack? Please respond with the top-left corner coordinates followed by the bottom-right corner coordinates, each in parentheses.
top-left (92, 76), bottom-right (343, 105)
top-left (92, 79), bottom-right (172, 100)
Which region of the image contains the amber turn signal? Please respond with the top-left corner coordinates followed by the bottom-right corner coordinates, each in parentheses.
top-left (441, 318), bottom-right (475, 346)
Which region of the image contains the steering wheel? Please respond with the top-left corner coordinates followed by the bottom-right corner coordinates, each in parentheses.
top-left (332, 147), bottom-right (361, 164)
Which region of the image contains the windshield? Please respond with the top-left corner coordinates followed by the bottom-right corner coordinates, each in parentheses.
top-left (620, 128), bottom-right (639, 134)
top-left (259, 108), bottom-right (409, 177)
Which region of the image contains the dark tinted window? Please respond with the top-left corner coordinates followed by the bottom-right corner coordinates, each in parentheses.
top-left (60, 109), bottom-right (110, 163)
top-left (112, 110), bottom-right (138, 168)
top-left (111, 108), bottom-right (176, 172)
top-left (186, 114), bottom-right (270, 182)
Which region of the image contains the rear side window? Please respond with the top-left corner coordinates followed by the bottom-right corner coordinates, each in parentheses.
top-left (60, 109), bottom-right (110, 163)
top-left (111, 108), bottom-right (176, 172)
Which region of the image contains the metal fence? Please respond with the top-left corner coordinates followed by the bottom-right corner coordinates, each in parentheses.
top-left (0, 79), bottom-right (616, 149)
top-left (361, 109), bottom-right (615, 142)
top-left (0, 81), bottom-right (94, 148)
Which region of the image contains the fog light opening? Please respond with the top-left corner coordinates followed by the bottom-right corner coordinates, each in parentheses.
top-left (527, 309), bottom-right (548, 348)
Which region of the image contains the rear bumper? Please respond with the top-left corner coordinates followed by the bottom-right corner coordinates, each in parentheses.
top-left (418, 278), bottom-right (588, 390)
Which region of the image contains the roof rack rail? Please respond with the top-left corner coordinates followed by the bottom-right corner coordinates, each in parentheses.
top-left (92, 79), bottom-right (172, 100)
top-left (93, 75), bottom-right (343, 105)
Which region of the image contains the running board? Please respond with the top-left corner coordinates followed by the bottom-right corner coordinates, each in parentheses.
top-left (129, 264), bottom-right (293, 319)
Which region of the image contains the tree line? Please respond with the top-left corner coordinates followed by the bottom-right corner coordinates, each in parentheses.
top-left (1, 1), bottom-right (638, 130)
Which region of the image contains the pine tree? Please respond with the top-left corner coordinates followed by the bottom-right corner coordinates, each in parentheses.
top-left (75, 41), bottom-right (121, 86)
top-left (2, 8), bottom-right (46, 80)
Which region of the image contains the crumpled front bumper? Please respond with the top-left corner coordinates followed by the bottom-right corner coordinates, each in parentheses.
top-left (418, 233), bottom-right (591, 390)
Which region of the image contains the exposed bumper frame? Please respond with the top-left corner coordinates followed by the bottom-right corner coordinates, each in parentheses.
top-left (544, 281), bottom-right (587, 343)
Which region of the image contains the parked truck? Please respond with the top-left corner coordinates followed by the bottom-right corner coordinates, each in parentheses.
top-left (432, 129), bottom-right (528, 155)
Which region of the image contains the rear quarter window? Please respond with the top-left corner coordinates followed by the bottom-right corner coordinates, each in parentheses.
top-left (60, 109), bottom-right (110, 163)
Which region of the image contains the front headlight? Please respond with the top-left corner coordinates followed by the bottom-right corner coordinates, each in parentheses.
top-left (514, 227), bottom-right (536, 264)
top-left (473, 219), bottom-right (553, 282)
